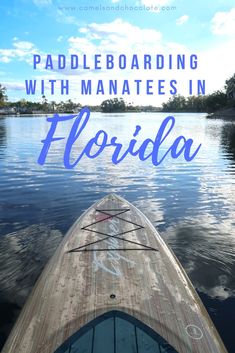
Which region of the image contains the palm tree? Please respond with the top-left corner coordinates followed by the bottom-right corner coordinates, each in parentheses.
top-left (51, 100), bottom-right (56, 112)
top-left (42, 95), bottom-right (48, 112)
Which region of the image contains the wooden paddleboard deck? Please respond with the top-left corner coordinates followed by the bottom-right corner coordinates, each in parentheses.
top-left (2, 194), bottom-right (227, 353)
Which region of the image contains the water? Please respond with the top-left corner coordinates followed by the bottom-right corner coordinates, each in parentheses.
top-left (0, 112), bottom-right (235, 352)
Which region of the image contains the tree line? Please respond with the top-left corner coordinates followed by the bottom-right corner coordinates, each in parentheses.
top-left (0, 91), bottom-right (160, 114)
top-left (1, 73), bottom-right (235, 114)
top-left (162, 74), bottom-right (235, 113)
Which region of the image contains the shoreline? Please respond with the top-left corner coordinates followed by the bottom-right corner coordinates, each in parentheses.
top-left (1, 109), bottom-right (235, 119)
top-left (207, 108), bottom-right (235, 120)
top-left (0, 110), bottom-right (203, 116)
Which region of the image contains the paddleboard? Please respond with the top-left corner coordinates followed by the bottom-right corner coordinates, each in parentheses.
top-left (2, 194), bottom-right (228, 353)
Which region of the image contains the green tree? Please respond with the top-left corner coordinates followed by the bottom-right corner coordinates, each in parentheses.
top-left (63, 99), bottom-right (77, 113)
top-left (42, 95), bottom-right (48, 112)
top-left (16, 99), bottom-right (29, 113)
top-left (101, 98), bottom-right (126, 113)
top-left (204, 91), bottom-right (227, 113)
top-left (50, 100), bottom-right (57, 112)
top-left (0, 84), bottom-right (7, 107)
top-left (162, 95), bottom-right (186, 112)
top-left (162, 91), bottom-right (227, 113)
top-left (225, 74), bottom-right (235, 106)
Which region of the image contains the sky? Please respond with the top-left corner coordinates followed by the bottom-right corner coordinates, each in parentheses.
top-left (0, 0), bottom-right (235, 106)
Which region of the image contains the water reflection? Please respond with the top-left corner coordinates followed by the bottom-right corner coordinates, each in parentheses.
top-left (164, 220), bottom-right (235, 300)
top-left (198, 291), bottom-right (235, 353)
top-left (0, 117), bottom-right (6, 152)
top-left (221, 122), bottom-right (235, 163)
top-left (0, 113), bottom-right (234, 352)
top-left (0, 224), bottom-right (63, 350)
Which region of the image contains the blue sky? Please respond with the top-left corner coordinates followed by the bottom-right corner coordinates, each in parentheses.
top-left (0, 0), bottom-right (235, 105)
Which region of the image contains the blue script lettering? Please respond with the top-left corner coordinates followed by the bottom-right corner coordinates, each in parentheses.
top-left (37, 107), bottom-right (201, 168)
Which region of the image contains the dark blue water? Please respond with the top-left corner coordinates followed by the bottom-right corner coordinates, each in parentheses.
top-left (0, 113), bottom-right (235, 352)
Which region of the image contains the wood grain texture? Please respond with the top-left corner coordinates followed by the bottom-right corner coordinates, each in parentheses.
top-left (2, 194), bottom-right (228, 353)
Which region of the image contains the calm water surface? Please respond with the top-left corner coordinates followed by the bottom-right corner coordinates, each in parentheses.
top-left (0, 112), bottom-right (235, 352)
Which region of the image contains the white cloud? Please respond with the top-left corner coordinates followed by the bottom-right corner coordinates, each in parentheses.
top-left (3, 82), bottom-right (25, 91)
top-left (176, 15), bottom-right (189, 26)
top-left (111, 0), bottom-right (120, 3)
top-left (0, 40), bottom-right (37, 63)
top-left (211, 7), bottom-right (235, 35)
top-left (57, 36), bottom-right (63, 42)
top-left (13, 41), bottom-right (34, 50)
top-left (198, 38), bottom-right (235, 94)
top-left (0, 56), bottom-right (11, 63)
top-left (74, 18), bottom-right (162, 55)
